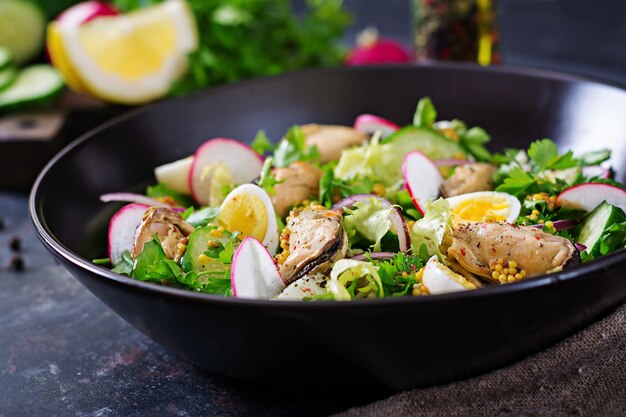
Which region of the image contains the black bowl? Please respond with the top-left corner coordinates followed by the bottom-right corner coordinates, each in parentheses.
top-left (30, 64), bottom-right (626, 390)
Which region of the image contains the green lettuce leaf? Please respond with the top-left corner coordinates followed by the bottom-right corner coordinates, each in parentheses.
top-left (328, 259), bottom-right (384, 301)
top-left (409, 198), bottom-right (453, 263)
top-left (333, 136), bottom-right (403, 191)
top-left (343, 197), bottom-right (394, 252)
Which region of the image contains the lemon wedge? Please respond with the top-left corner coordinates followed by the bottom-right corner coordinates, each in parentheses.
top-left (55, 0), bottom-right (198, 104)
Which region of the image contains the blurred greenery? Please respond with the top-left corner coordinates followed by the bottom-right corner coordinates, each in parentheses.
top-left (114, 0), bottom-right (352, 95)
top-left (30, 0), bottom-right (82, 19)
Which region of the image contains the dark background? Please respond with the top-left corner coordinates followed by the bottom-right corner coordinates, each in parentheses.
top-left (302, 0), bottom-right (626, 85)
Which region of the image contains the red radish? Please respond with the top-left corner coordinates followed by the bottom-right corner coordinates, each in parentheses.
top-left (107, 203), bottom-right (148, 265)
top-left (346, 28), bottom-right (412, 66)
top-left (582, 166), bottom-right (610, 179)
top-left (154, 156), bottom-right (193, 194)
top-left (56, 1), bottom-right (119, 27)
top-left (231, 237), bottom-right (285, 299)
top-left (100, 192), bottom-right (174, 208)
top-left (189, 138), bottom-right (264, 206)
top-left (402, 151), bottom-right (443, 215)
top-left (331, 194), bottom-right (409, 252)
top-left (354, 114), bottom-right (400, 138)
top-left (556, 183), bottom-right (626, 213)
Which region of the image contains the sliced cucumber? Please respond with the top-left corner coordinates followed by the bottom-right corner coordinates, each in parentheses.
top-left (577, 201), bottom-right (626, 255)
top-left (384, 125), bottom-right (465, 160)
top-left (0, 65), bottom-right (64, 112)
top-left (0, 47), bottom-right (12, 70)
top-left (0, 0), bottom-right (46, 64)
top-left (181, 226), bottom-right (230, 274)
top-left (0, 67), bottom-right (18, 92)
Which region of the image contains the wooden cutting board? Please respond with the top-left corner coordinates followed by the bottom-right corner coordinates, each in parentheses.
top-left (0, 90), bottom-right (127, 191)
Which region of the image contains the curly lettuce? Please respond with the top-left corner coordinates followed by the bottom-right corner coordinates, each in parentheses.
top-left (333, 136), bottom-right (403, 192)
top-left (410, 198), bottom-right (453, 263)
top-left (328, 259), bottom-right (384, 301)
top-left (343, 197), bottom-right (394, 252)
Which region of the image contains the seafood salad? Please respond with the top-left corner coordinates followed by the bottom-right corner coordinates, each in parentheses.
top-left (95, 98), bottom-right (626, 300)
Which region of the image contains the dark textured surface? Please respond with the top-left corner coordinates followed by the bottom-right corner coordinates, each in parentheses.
top-left (0, 193), bottom-right (375, 417)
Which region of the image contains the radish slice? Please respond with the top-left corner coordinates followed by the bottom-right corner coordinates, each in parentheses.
top-left (107, 203), bottom-right (148, 265)
top-left (434, 159), bottom-right (472, 167)
top-left (354, 114), bottom-right (400, 138)
top-left (402, 151), bottom-right (443, 215)
top-left (231, 237), bottom-right (285, 299)
top-left (350, 252), bottom-right (395, 261)
top-left (331, 194), bottom-right (409, 252)
top-left (527, 219), bottom-right (577, 231)
top-left (57, 1), bottom-right (119, 27)
top-left (100, 192), bottom-right (174, 208)
top-left (556, 183), bottom-right (626, 213)
top-left (189, 138), bottom-right (264, 206)
top-left (582, 166), bottom-right (610, 179)
top-left (154, 156), bottom-right (193, 194)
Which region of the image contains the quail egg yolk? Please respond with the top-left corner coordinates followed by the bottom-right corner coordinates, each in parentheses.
top-left (452, 196), bottom-right (509, 223)
top-left (218, 193), bottom-right (268, 241)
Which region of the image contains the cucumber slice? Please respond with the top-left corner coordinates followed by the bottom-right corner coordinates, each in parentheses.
top-left (0, 67), bottom-right (18, 92)
top-left (384, 125), bottom-right (466, 160)
top-left (181, 226), bottom-right (230, 274)
top-left (0, 0), bottom-right (46, 64)
top-left (0, 47), bottom-right (13, 70)
top-left (577, 201), bottom-right (626, 255)
top-left (0, 65), bottom-right (64, 112)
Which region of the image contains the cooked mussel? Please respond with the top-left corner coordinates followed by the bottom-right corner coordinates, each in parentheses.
top-left (278, 207), bottom-right (348, 285)
top-left (132, 207), bottom-right (195, 262)
top-left (446, 222), bottom-right (578, 283)
top-left (441, 163), bottom-right (497, 198)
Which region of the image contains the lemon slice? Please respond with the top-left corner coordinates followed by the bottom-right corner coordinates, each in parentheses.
top-left (57, 0), bottom-right (198, 104)
top-left (47, 23), bottom-right (87, 93)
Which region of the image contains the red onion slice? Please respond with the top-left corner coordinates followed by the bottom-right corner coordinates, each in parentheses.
top-left (100, 192), bottom-right (175, 208)
top-left (331, 194), bottom-right (409, 252)
top-left (527, 219), bottom-right (577, 231)
top-left (574, 243), bottom-right (587, 252)
top-left (351, 252), bottom-right (395, 261)
top-left (433, 159), bottom-right (472, 167)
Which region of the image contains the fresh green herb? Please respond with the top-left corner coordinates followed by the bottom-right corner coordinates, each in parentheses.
top-left (318, 166), bottom-right (374, 208)
top-left (257, 157), bottom-right (282, 196)
top-left (180, 206), bottom-right (195, 220)
top-left (413, 97), bottom-right (437, 128)
top-left (250, 130), bottom-right (275, 155)
top-left (117, 236), bottom-right (233, 295)
top-left (374, 252), bottom-right (425, 297)
top-left (115, 0), bottom-right (351, 96)
top-left (185, 206), bottom-right (220, 227)
top-left (273, 126), bottom-right (319, 168)
top-left (527, 139), bottom-right (579, 171)
top-left (146, 183), bottom-right (194, 207)
top-left (459, 126), bottom-right (492, 162)
top-left (111, 251), bottom-right (134, 275)
top-left (92, 257), bottom-right (111, 265)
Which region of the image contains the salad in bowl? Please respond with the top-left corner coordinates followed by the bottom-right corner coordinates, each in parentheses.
top-left (95, 98), bottom-right (626, 301)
